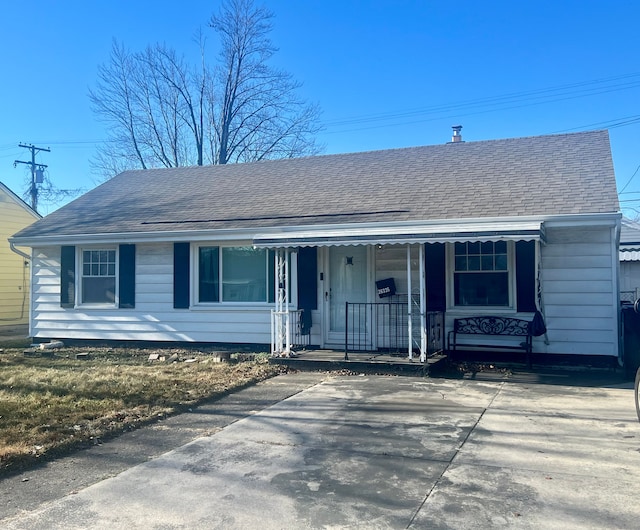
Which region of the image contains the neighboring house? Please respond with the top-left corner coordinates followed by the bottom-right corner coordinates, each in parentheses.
top-left (0, 182), bottom-right (41, 327)
top-left (619, 217), bottom-right (640, 302)
top-left (10, 130), bottom-right (621, 363)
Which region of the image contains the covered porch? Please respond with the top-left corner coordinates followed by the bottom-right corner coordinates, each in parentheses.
top-left (256, 218), bottom-right (545, 364)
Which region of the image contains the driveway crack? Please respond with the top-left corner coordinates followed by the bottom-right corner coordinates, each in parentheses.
top-left (406, 381), bottom-right (505, 528)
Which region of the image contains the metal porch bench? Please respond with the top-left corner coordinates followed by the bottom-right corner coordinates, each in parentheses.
top-left (447, 316), bottom-right (533, 367)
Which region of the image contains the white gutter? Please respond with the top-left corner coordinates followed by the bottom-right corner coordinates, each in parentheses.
top-left (10, 212), bottom-right (622, 248)
top-left (9, 240), bottom-right (31, 260)
top-left (613, 219), bottom-right (623, 367)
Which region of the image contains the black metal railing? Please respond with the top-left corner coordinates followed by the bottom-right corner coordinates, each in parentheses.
top-left (290, 309), bottom-right (311, 350)
top-left (425, 310), bottom-right (445, 357)
top-left (344, 301), bottom-right (444, 360)
top-left (271, 309), bottom-right (310, 354)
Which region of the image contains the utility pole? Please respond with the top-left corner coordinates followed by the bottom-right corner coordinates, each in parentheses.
top-left (14, 144), bottom-right (50, 213)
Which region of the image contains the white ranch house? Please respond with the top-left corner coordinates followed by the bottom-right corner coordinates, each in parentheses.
top-left (10, 130), bottom-right (621, 364)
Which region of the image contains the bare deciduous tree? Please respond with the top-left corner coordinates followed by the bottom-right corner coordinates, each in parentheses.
top-left (90, 40), bottom-right (208, 173)
top-left (90, 0), bottom-right (321, 178)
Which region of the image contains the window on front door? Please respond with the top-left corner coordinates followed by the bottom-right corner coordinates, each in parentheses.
top-left (453, 241), bottom-right (510, 307)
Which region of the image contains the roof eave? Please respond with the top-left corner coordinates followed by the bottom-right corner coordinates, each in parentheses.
top-left (10, 212), bottom-right (621, 248)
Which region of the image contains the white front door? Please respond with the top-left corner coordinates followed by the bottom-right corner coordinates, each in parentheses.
top-left (325, 246), bottom-right (369, 346)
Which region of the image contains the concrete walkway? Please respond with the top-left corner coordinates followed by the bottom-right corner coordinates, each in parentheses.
top-left (2, 371), bottom-right (640, 529)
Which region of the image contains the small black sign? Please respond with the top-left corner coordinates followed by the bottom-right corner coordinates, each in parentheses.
top-left (376, 278), bottom-right (396, 298)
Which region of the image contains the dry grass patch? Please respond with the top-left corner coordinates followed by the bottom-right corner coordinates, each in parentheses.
top-left (0, 346), bottom-right (282, 475)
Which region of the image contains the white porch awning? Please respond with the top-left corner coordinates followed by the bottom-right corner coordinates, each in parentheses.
top-left (253, 220), bottom-right (545, 248)
top-left (620, 248), bottom-right (640, 261)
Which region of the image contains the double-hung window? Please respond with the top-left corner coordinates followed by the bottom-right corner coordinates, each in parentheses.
top-left (81, 249), bottom-right (116, 304)
top-left (198, 246), bottom-right (271, 303)
top-left (60, 244), bottom-right (134, 309)
top-left (453, 241), bottom-right (510, 307)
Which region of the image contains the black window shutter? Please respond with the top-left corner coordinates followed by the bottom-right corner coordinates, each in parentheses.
top-left (297, 247), bottom-right (318, 310)
top-left (119, 244), bottom-right (136, 308)
top-left (516, 240), bottom-right (536, 312)
top-left (60, 245), bottom-right (76, 308)
top-left (174, 242), bottom-right (190, 309)
top-left (425, 243), bottom-right (446, 312)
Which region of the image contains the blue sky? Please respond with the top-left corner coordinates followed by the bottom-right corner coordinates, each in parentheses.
top-left (1, 0), bottom-right (639, 216)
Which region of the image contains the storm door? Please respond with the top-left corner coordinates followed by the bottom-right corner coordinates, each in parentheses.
top-left (325, 246), bottom-right (369, 346)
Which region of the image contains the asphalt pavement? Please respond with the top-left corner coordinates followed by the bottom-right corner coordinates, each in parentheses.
top-left (1, 369), bottom-right (639, 529)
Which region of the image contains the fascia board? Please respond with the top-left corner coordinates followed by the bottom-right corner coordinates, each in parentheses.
top-left (10, 212), bottom-right (621, 248)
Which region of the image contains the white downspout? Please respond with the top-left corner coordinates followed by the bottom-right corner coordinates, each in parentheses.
top-left (9, 240), bottom-right (31, 260)
top-left (8, 241), bottom-right (32, 337)
top-left (612, 220), bottom-right (622, 367)
top-left (419, 243), bottom-right (427, 362)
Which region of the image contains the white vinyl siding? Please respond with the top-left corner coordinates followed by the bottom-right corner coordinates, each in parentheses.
top-left (374, 245), bottom-right (421, 297)
top-left (28, 222), bottom-right (620, 359)
top-left (30, 243), bottom-right (271, 344)
top-left (539, 225), bottom-right (618, 356)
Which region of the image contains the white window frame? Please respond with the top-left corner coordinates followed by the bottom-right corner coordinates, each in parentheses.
top-left (193, 244), bottom-right (299, 307)
top-left (446, 241), bottom-right (516, 312)
top-left (77, 246), bottom-right (119, 308)
top-left (191, 242), bottom-right (273, 308)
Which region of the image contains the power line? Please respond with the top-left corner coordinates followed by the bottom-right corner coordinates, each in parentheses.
top-left (30, 139), bottom-right (106, 145)
top-left (322, 72), bottom-right (640, 131)
top-left (619, 164), bottom-right (640, 194)
top-left (554, 115), bottom-right (640, 133)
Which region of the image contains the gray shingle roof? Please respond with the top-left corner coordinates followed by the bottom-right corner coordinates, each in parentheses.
top-left (12, 130), bottom-right (619, 240)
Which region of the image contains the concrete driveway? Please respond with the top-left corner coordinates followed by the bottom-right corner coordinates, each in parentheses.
top-left (2, 372), bottom-right (640, 529)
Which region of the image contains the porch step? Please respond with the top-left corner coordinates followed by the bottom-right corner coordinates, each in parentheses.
top-left (269, 350), bottom-right (447, 376)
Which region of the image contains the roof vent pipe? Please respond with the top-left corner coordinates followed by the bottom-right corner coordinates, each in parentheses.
top-left (451, 125), bottom-right (463, 143)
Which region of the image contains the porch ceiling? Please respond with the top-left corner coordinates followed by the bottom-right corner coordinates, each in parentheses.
top-left (252, 220), bottom-right (545, 248)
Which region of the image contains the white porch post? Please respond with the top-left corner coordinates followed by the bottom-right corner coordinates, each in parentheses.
top-left (271, 248), bottom-right (291, 356)
top-left (419, 243), bottom-right (427, 362)
top-left (407, 244), bottom-right (413, 360)
top-left (285, 248), bottom-right (291, 353)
